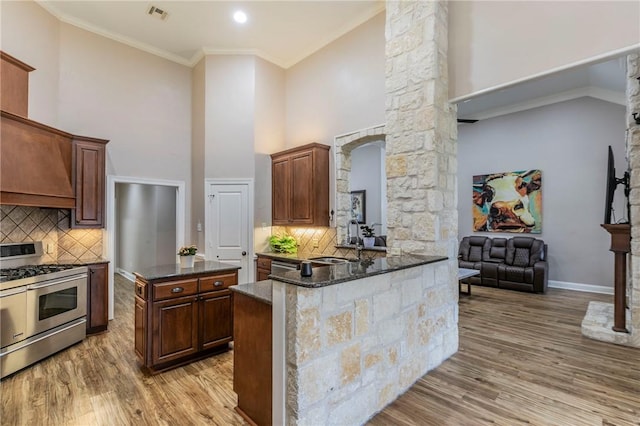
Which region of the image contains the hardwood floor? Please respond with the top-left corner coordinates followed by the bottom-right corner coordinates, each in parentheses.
top-left (2, 277), bottom-right (638, 425)
top-left (369, 286), bottom-right (640, 426)
top-left (1, 274), bottom-right (244, 426)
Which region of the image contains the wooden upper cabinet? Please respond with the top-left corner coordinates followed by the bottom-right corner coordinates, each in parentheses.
top-left (72, 137), bottom-right (108, 228)
top-left (272, 157), bottom-right (290, 224)
top-left (1, 52), bottom-right (34, 117)
top-left (271, 143), bottom-right (330, 226)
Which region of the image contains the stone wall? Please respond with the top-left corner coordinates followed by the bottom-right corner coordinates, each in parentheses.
top-left (626, 52), bottom-right (640, 346)
top-left (385, 0), bottom-right (458, 259)
top-left (334, 124), bottom-right (387, 245)
top-left (283, 260), bottom-right (457, 424)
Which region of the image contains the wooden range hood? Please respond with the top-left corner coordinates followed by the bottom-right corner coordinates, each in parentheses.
top-left (0, 110), bottom-right (76, 209)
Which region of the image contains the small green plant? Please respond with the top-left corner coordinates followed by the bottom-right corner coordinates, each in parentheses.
top-left (360, 224), bottom-right (375, 237)
top-left (177, 245), bottom-right (198, 256)
top-left (269, 234), bottom-right (298, 253)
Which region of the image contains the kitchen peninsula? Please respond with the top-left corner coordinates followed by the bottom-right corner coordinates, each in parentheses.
top-left (231, 254), bottom-right (457, 425)
top-left (133, 261), bottom-right (240, 374)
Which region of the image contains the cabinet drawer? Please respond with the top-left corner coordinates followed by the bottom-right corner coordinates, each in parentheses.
top-left (135, 280), bottom-right (146, 300)
top-left (256, 257), bottom-right (272, 270)
top-left (153, 279), bottom-right (198, 301)
top-left (199, 273), bottom-right (237, 292)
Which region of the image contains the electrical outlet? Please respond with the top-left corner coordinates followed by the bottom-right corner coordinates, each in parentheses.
top-left (46, 243), bottom-right (54, 254)
top-left (312, 238), bottom-right (319, 248)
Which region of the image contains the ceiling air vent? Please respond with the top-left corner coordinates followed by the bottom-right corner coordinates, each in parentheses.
top-left (147, 5), bottom-right (169, 21)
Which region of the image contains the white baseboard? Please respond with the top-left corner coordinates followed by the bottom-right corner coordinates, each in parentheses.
top-left (116, 268), bottom-right (135, 283)
top-left (548, 280), bottom-right (614, 295)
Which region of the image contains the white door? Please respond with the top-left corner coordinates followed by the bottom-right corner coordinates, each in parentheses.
top-left (206, 181), bottom-right (252, 283)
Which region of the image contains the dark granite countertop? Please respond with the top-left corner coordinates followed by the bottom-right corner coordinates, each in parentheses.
top-left (269, 254), bottom-right (447, 288)
top-left (255, 252), bottom-right (307, 262)
top-left (230, 280), bottom-right (273, 305)
top-left (334, 244), bottom-right (387, 252)
top-left (134, 261), bottom-right (241, 281)
top-left (65, 258), bottom-right (109, 266)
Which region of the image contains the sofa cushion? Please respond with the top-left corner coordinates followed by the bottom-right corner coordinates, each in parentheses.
top-left (459, 236), bottom-right (489, 262)
top-left (483, 238), bottom-right (507, 262)
top-left (513, 247), bottom-right (531, 267)
top-left (459, 260), bottom-right (481, 270)
top-left (499, 265), bottom-right (534, 284)
top-left (505, 237), bottom-right (544, 267)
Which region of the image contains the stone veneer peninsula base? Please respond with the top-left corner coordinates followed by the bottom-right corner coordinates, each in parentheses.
top-left (265, 255), bottom-right (457, 424)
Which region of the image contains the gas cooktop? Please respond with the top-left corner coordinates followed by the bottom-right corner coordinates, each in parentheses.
top-left (0, 264), bottom-right (77, 282)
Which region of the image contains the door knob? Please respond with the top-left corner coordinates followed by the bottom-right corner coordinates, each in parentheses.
top-left (242, 251), bottom-right (247, 256)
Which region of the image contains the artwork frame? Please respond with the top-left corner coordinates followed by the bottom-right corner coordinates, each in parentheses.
top-left (472, 169), bottom-right (542, 234)
top-left (350, 190), bottom-right (366, 224)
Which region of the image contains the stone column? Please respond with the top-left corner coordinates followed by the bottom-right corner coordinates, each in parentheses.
top-left (385, 0), bottom-right (458, 259)
top-left (627, 53), bottom-right (640, 346)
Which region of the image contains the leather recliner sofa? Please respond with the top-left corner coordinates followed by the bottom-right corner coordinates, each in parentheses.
top-left (458, 236), bottom-right (548, 293)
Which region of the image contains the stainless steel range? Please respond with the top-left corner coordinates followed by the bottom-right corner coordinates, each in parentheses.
top-left (0, 241), bottom-right (87, 378)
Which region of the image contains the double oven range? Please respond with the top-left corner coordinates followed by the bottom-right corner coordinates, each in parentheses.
top-left (0, 241), bottom-right (88, 378)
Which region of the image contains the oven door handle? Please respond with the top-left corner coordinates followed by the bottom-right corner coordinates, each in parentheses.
top-left (26, 274), bottom-right (88, 290)
top-left (0, 286), bottom-right (27, 297)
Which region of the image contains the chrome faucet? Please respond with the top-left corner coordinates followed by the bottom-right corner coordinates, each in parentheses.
top-left (349, 219), bottom-right (363, 260)
top-left (345, 217), bottom-right (352, 245)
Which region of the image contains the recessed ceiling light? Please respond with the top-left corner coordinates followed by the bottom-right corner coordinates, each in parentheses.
top-left (233, 10), bottom-right (248, 24)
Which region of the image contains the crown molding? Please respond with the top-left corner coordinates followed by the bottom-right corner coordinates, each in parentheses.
top-left (451, 43), bottom-right (640, 104)
top-left (35, 0), bottom-right (385, 70)
top-left (463, 86), bottom-right (626, 122)
top-left (36, 1), bottom-right (193, 67)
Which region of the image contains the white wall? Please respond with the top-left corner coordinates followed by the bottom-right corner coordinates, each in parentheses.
top-left (204, 55), bottom-right (255, 179)
top-left (285, 11), bottom-right (385, 147)
top-left (449, 1), bottom-right (640, 100)
top-left (192, 59), bottom-right (206, 248)
top-left (285, 12), bottom-right (385, 226)
top-left (351, 141), bottom-right (386, 234)
top-left (1, 0), bottom-right (60, 126)
top-left (255, 57), bottom-right (286, 248)
top-left (458, 97), bottom-right (626, 287)
top-left (56, 24), bottom-right (192, 181)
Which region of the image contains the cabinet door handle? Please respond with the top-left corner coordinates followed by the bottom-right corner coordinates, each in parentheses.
top-left (214, 281), bottom-right (224, 287)
top-left (136, 286), bottom-right (143, 296)
top-left (171, 287), bottom-right (184, 293)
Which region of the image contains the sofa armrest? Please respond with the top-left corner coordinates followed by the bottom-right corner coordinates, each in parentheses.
top-left (533, 261), bottom-right (548, 293)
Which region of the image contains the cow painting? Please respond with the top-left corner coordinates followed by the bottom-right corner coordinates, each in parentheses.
top-left (472, 170), bottom-right (542, 233)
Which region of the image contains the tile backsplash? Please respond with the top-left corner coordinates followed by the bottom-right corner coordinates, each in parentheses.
top-left (0, 205), bottom-right (103, 263)
top-left (271, 226), bottom-right (386, 259)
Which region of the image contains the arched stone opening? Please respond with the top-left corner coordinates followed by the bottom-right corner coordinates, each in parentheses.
top-left (334, 125), bottom-right (386, 246)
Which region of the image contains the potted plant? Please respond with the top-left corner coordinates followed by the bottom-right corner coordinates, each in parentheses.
top-left (269, 234), bottom-right (298, 254)
top-left (177, 245), bottom-right (198, 268)
top-left (360, 224), bottom-right (376, 248)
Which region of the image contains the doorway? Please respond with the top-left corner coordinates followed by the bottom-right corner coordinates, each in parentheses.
top-left (106, 176), bottom-right (186, 319)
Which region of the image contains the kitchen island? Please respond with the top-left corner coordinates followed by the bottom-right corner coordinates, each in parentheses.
top-left (134, 261), bottom-right (240, 374)
top-left (231, 254), bottom-right (457, 425)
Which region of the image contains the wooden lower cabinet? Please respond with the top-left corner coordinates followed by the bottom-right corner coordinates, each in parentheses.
top-left (233, 292), bottom-right (272, 426)
top-left (152, 295), bottom-right (199, 365)
top-left (134, 270), bottom-right (237, 373)
top-left (200, 291), bottom-right (233, 351)
top-left (256, 256), bottom-right (271, 281)
top-left (134, 295), bottom-right (146, 360)
top-left (86, 262), bottom-right (109, 335)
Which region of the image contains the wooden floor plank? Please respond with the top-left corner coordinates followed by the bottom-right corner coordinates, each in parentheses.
top-left (369, 286), bottom-right (640, 426)
top-left (2, 277), bottom-right (639, 425)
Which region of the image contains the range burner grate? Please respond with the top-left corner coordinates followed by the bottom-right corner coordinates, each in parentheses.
top-left (0, 264), bottom-right (76, 281)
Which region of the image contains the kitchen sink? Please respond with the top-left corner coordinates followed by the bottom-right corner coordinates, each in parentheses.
top-left (308, 256), bottom-right (357, 264)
